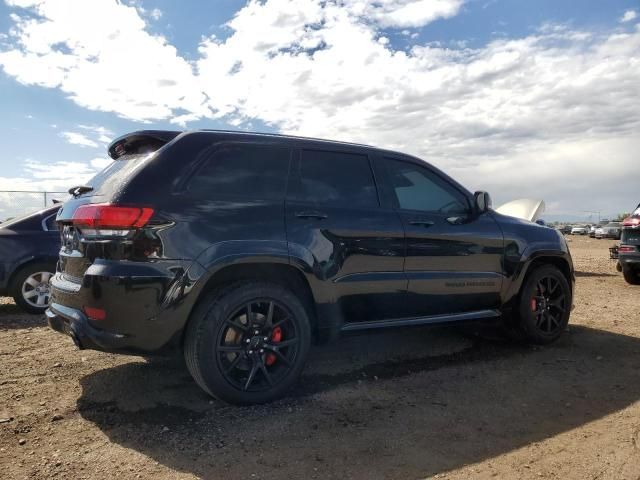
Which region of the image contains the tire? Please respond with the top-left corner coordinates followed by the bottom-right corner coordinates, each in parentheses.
top-left (622, 266), bottom-right (640, 285)
top-left (512, 265), bottom-right (572, 344)
top-left (11, 262), bottom-right (56, 314)
top-left (184, 281), bottom-right (311, 404)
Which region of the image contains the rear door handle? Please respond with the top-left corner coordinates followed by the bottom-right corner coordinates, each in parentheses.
top-left (296, 211), bottom-right (328, 220)
top-left (408, 219), bottom-right (435, 227)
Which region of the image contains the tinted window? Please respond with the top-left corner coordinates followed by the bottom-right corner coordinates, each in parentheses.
top-left (622, 229), bottom-right (640, 245)
top-left (296, 150), bottom-right (378, 208)
top-left (385, 158), bottom-right (468, 214)
top-left (188, 144), bottom-right (290, 200)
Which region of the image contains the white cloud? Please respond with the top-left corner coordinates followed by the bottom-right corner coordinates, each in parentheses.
top-left (0, 0), bottom-right (207, 121)
top-left (621, 10), bottom-right (637, 23)
top-left (150, 8), bottom-right (163, 21)
top-left (356, 0), bottom-right (465, 28)
top-left (78, 124), bottom-right (114, 144)
top-left (1, 0), bottom-right (639, 216)
top-left (0, 158), bottom-right (104, 219)
top-left (60, 131), bottom-right (99, 148)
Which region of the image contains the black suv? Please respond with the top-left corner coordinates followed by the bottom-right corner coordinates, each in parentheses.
top-left (48, 130), bottom-right (574, 404)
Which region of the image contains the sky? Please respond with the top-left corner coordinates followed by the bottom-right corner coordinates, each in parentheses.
top-left (0, 0), bottom-right (639, 221)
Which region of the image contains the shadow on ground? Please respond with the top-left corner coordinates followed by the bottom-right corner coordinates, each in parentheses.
top-left (77, 325), bottom-right (640, 479)
top-left (0, 301), bottom-right (46, 330)
top-left (574, 270), bottom-right (617, 278)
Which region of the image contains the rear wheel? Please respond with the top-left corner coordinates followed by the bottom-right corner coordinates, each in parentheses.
top-left (622, 265), bottom-right (640, 285)
top-left (184, 282), bottom-right (311, 404)
top-left (11, 263), bottom-right (56, 314)
top-left (513, 265), bottom-right (571, 344)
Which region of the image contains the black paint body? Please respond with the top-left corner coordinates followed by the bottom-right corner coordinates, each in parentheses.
top-left (47, 131), bottom-right (574, 353)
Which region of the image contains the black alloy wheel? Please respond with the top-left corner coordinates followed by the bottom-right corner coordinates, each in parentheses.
top-left (622, 265), bottom-right (640, 285)
top-left (216, 299), bottom-right (301, 392)
top-left (184, 282), bottom-right (311, 404)
top-left (528, 276), bottom-right (567, 335)
top-left (516, 265), bottom-right (571, 344)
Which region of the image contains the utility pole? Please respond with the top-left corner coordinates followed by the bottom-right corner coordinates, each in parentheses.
top-left (583, 210), bottom-right (601, 223)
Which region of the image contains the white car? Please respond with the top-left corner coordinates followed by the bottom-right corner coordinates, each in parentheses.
top-left (571, 225), bottom-right (589, 235)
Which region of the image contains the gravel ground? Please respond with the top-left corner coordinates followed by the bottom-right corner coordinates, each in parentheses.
top-left (1, 235), bottom-right (639, 480)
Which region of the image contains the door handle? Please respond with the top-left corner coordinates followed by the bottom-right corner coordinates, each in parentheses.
top-left (446, 216), bottom-right (465, 225)
top-left (296, 211), bottom-right (328, 220)
top-left (408, 219), bottom-right (435, 227)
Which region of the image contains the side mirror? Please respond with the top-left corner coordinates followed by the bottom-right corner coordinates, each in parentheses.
top-left (474, 191), bottom-right (492, 213)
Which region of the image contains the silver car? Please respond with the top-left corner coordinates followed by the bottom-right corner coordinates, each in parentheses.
top-left (595, 222), bottom-right (622, 239)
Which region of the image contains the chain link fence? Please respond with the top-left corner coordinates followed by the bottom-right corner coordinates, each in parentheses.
top-left (0, 190), bottom-right (69, 223)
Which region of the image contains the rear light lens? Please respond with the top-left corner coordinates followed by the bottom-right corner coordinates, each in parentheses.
top-left (72, 204), bottom-right (153, 236)
top-left (84, 306), bottom-right (106, 321)
top-left (623, 217), bottom-right (640, 227)
top-left (619, 246), bottom-right (637, 253)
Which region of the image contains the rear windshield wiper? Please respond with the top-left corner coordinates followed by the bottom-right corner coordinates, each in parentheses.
top-left (68, 185), bottom-right (94, 197)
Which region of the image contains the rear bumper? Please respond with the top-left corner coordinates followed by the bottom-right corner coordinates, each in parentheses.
top-left (46, 302), bottom-right (129, 352)
top-left (619, 252), bottom-right (640, 267)
top-left (47, 259), bottom-right (205, 354)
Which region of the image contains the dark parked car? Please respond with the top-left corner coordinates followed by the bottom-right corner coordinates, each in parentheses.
top-left (0, 206), bottom-right (60, 313)
top-left (619, 208), bottom-right (640, 285)
top-left (47, 130), bottom-right (575, 404)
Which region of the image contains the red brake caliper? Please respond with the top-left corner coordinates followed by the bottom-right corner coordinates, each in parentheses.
top-left (265, 326), bottom-right (282, 366)
top-left (531, 284), bottom-right (542, 312)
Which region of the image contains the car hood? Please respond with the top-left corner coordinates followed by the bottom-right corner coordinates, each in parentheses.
top-left (495, 198), bottom-right (545, 222)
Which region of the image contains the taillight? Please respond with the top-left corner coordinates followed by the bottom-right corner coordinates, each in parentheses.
top-left (623, 217), bottom-right (640, 227)
top-left (72, 204), bottom-right (154, 236)
top-left (619, 246), bottom-right (637, 253)
top-left (84, 306), bottom-right (106, 321)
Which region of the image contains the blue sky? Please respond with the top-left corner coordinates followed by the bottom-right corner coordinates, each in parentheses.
top-left (0, 0), bottom-right (638, 220)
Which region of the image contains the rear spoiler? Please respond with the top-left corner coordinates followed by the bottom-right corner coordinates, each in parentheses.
top-left (107, 130), bottom-right (182, 159)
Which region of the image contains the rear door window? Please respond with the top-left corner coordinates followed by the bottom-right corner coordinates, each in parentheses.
top-left (187, 144), bottom-right (290, 200)
top-left (294, 150), bottom-right (379, 208)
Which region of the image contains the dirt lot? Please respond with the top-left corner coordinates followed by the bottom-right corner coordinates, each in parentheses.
top-left (1, 235), bottom-right (639, 480)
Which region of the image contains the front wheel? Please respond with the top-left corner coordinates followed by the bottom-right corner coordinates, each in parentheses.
top-left (513, 265), bottom-right (572, 344)
top-left (622, 266), bottom-right (640, 285)
top-left (184, 282), bottom-right (311, 404)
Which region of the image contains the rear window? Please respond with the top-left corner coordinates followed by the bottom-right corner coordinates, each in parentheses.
top-left (187, 144), bottom-right (290, 200)
top-left (80, 155), bottom-right (149, 197)
top-left (622, 229), bottom-right (640, 245)
top-left (294, 150), bottom-right (379, 208)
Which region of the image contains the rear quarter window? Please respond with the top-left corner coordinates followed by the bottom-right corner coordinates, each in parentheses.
top-left (186, 144), bottom-right (290, 200)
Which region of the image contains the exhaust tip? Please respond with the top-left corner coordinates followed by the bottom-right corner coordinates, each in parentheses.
top-left (69, 332), bottom-right (83, 349)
